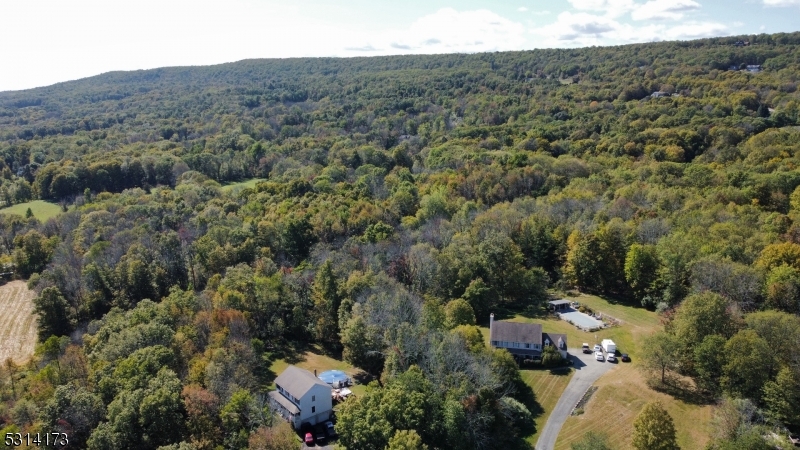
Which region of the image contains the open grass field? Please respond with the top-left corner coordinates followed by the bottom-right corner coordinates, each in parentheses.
top-left (220, 178), bottom-right (266, 192)
top-left (555, 364), bottom-right (712, 450)
top-left (553, 293), bottom-right (713, 450)
top-left (0, 280), bottom-right (37, 364)
top-left (0, 200), bottom-right (63, 221)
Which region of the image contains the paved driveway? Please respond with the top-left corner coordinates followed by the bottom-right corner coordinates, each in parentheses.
top-left (535, 348), bottom-right (617, 450)
top-left (302, 444), bottom-right (332, 450)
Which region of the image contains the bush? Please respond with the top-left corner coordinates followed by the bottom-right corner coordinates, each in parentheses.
top-left (542, 345), bottom-right (564, 367)
top-left (500, 397), bottom-right (533, 431)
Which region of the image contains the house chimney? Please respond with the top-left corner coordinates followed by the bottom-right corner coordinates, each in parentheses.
top-left (489, 313), bottom-right (494, 344)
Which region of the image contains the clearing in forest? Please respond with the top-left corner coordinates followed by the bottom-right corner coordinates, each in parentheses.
top-left (0, 200), bottom-right (63, 221)
top-left (554, 294), bottom-right (712, 450)
top-left (0, 280), bottom-right (38, 364)
top-left (220, 178), bottom-right (266, 193)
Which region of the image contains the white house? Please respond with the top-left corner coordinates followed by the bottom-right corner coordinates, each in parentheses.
top-left (489, 313), bottom-right (568, 360)
top-left (269, 365), bottom-right (333, 428)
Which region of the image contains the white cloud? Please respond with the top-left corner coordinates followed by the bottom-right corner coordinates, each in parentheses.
top-left (532, 10), bottom-right (728, 47)
top-left (518, 6), bottom-right (528, 11)
top-left (535, 12), bottom-right (619, 43)
top-left (631, 0), bottom-right (701, 21)
top-left (659, 22), bottom-right (728, 39)
top-left (567, 0), bottom-right (638, 17)
top-left (0, 3), bottom-right (528, 91)
top-left (345, 8), bottom-right (526, 55)
top-left (763, 0), bottom-right (800, 5)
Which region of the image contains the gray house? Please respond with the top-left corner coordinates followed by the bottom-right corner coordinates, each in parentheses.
top-left (489, 313), bottom-right (568, 360)
top-left (269, 365), bottom-right (333, 428)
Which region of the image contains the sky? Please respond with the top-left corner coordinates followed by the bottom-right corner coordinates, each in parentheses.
top-left (1, 0), bottom-right (799, 92)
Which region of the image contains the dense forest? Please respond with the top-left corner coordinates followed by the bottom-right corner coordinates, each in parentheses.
top-left (1, 31), bottom-right (800, 449)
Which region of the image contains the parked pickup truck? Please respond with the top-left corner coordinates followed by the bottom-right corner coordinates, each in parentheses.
top-left (582, 343), bottom-right (591, 354)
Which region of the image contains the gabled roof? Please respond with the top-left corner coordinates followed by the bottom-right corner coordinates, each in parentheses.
top-left (490, 321), bottom-right (542, 345)
top-left (543, 333), bottom-right (568, 350)
top-left (275, 365), bottom-right (331, 398)
top-left (548, 299), bottom-right (571, 306)
top-left (269, 390), bottom-right (300, 414)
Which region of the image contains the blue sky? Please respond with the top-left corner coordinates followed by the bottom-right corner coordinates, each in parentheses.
top-left (1, 0), bottom-right (799, 92)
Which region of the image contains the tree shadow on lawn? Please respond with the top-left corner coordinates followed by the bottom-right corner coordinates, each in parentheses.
top-left (352, 370), bottom-right (378, 386)
top-left (268, 340), bottom-right (309, 365)
top-left (571, 290), bottom-right (649, 310)
top-left (486, 304), bottom-right (553, 323)
top-left (647, 373), bottom-right (717, 406)
top-left (514, 364), bottom-right (571, 424)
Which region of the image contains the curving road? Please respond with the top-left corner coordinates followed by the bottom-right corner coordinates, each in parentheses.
top-left (535, 348), bottom-right (617, 450)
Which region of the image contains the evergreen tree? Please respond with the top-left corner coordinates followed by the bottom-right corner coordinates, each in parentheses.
top-left (313, 260), bottom-right (341, 349)
top-left (33, 287), bottom-right (72, 341)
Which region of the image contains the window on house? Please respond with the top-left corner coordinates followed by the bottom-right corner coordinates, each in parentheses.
top-left (312, 395), bottom-right (315, 402)
top-left (312, 406), bottom-right (316, 413)
top-left (524, 343), bottom-right (530, 349)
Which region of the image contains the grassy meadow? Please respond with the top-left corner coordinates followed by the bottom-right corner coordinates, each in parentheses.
top-left (0, 200), bottom-right (63, 221)
top-left (220, 178), bottom-right (266, 193)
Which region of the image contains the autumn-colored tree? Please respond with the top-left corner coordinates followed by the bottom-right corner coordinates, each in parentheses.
top-left (248, 421), bottom-right (297, 450)
top-left (632, 401), bottom-right (679, 450)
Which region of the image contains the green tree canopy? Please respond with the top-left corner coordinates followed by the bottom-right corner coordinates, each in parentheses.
top-left (632, 401), bottom-right (679, 450)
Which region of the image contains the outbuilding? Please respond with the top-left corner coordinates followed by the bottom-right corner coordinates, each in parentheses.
top-left (548, 299), bottom-right (571, 312)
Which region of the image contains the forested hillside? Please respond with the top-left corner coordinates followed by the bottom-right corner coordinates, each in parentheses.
top-left (1, 31), bottom-right (800, 449)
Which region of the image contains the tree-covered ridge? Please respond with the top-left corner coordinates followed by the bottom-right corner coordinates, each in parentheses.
top-left (0, 32), bottom-right (799, 202)
top-left (0, 32), bottom-right (800, 449)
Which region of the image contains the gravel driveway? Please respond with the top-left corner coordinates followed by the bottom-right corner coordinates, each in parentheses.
top-left (535, 348), bottom-right (617, 450)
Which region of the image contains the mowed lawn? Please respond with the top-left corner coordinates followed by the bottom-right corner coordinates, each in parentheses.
top-left (553, 293), bottom-right (713, 450)
top-left (269, 348), bottom-right (367, 397)
top-left (221, 178), bottom-right (266, 193)
top-left (520, 368), bottom-right (574, 445)
top-left (479, 320), bottom-right (577, 445)
top-left (0, 200), bottom-right (63, 221)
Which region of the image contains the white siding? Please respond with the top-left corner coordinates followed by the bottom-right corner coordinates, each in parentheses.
top-left (297, 384), bottom-right (333, 425)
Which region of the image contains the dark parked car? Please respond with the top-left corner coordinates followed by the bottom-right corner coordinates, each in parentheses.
top-left (621, 353), bottom-right (630, 362)
top-left (325, 420), bottom-right (336, 437)
top-left (315, 424), bottom-right (327, 444)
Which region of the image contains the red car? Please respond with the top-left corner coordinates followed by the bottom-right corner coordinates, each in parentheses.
top-left (304, 432), bottom-right (314, 445)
